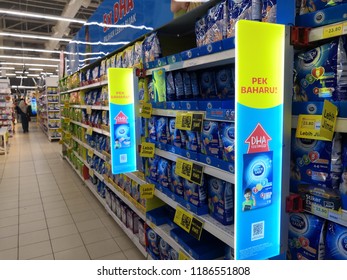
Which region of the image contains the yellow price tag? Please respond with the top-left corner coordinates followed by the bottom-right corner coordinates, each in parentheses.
top-left (59, 139), bottom-right (63, 145)
top-left (88, 149), bottom-right (94, 157)
top-left (86, 126), bottom-right (93, 136)
top-left (320, 100), bottom-right (337, 141)
top-left (174, 205), bottom-right (193, 233)
top-left (178, 250), bottom-right (190, 260)
top-left (175, 112), bottom-right (204, 132)
top-left (65, 132), bottom-right (71, 140)
top-left (323, 23), bottom-right (343, 39)
top-left (139, 103), bottom-right (152, 118)
top-left (64, 101), bottom-right (69, 108)
top-left (140, 184), bottom-right (155, 199)
top-left (175, 112), bottom-right (193, 131)
top-left (86, 106), bottom-right (92, 115)
top-left (57, 128), bottom-right (62, 133)
top-left (89, 168), bottom-right (94, 177)
top-left (295, 115), bottom-right (324, 140)
top-left (140, 142), bottom-right (155, 158)
top-left (175, 158), bottom-right (193, 181)
top-left (64, 118), bottom-right (70, 124)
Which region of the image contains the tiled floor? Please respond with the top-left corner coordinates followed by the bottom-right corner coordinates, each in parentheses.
top-left (0, 123), bottom-right (146, 260)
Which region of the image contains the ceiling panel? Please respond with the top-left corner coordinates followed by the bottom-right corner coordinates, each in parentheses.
top-left (0, 0), bottom-right (103, 93)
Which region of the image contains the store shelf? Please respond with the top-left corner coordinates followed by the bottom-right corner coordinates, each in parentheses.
top-left (146, 221), bottom-right (193, 260)
top-left (104, 180), bottom-right (146, 221)
top-left (155, 149), bottom-right (234, 184)
top-left (304, 207), bottom-right (347, 227)
top-left (146, 49), bottom-right (235, 75)
top-left (152, 108), bottom-right (206, 118)
top-left (72, 136), bottom-right (108, 161)
top-left (60, 80), bottom-right (108, 95)
top-left (70, 120), bottom-right (110, 137)
top-left (69, 104), bottom-right (109, 111)
top-left (154, 188), bottom-right (234, 247)
top-left (308, 20), bottom-right (347, 42)
top-left (105, 205), bottom-right (147, 257)
top-left (47, 127), bottom-right (61, 130)
top-left (85, 179), bottom-right (106, 207)
top-left (292, 115), bottom-right (347, 133)
top-left (124, 172), bottom-right (147, 185)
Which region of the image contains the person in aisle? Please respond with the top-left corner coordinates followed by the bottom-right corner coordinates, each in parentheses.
top-left (17, 98), bottom-right (29, 133)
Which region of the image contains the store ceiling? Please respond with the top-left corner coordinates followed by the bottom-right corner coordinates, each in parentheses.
top-left (0, 0), bottom-right (103, 94)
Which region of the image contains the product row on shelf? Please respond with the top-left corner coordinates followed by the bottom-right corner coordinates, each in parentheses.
top-left (0, 80), bottom-right (14, 138)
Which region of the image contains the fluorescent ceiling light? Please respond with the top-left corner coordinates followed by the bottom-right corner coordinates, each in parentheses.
top-left (0, 67), bottom-right (15, 70)
top-left (0, 8), bottom-right (86, 24)
top-left (28, 68), bottom-right (44, 71)
top-left (16, 76), bottom-right (28, 79)
top-left (15, 71), bottom-right (29, 74)
top-left (0, 32), bottom-right (71, 42)
top-left (11, 85), bottom-right (36, 89)
top-left (0, 55), bottom-right (60, 62)
top-left (28, 74), bottom-right (39, 77)
top-left (5, 73), bottom-right (16, 76)
top-left (50, 75), bottom-right (59, 78)
top-left (1, 62), bottom-right (58, 68)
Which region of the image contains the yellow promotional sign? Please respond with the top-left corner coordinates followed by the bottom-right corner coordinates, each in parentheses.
top-left (86, 126), bottom-right (93, 136)
top-left (178, 251), bottom-right (190, 260)
top-left (140, 184), bottom-right (155, 199)
top-left (86, 106), bottom-right (92, 115)
top-left (236, 21), bottom-right (285, 109)
top-left (89, 168), bottom-right (94, 177)
top-left (175, 158), bottom-right (204, 185)
top-left (140, 142), bottom-right (155, 158)
top-left (323, 23), bottom-right (343, 39)
top-left (88, 149), bottom-right (94, 157)
top-left (108, 68), bottom-right (134, 106)
top-left (175, 112), bottom-right (204, 132)
top-left (64, 101), bottom-right (69, 108)
top-left (139, 103), bottom-right (152, 118)
top-left (320, 100), bottom-right (338, 141)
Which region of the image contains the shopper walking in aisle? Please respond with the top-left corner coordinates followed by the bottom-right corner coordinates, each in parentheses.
top-left (17, 98), bottom-right (29, 133)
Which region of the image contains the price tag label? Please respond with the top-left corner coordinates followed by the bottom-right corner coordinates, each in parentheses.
top-left (178, 250), bottom-right (190, 260)
top-left (139, 103), bottom-right (152, 118)
top-left (140, 184), bottom-right (155, 199)
top-left (64, 118), bottom-right (70, 124)
top-left (89, 168), bottom-right (94, 177)
top-left (88, 149), bottom-right (94, 157)
top-left (86, 126), bottom-right (93, 136)
top-left (320, 100), bottom-right (338, 141)
top-left (59, 139), bottom-right (63, 145)
top-left (295, 115), bottom-right (324, 140)
top-left (175, 112), bottom-right (203, 132)
top-left (140, 142), bottom-right (155, 158)
top-left (64, 101), bottom-right (69, 108)
top-left (323, 23), bottom-right (343, 39)
top-left (311, 204), bottom-right (329, 218)
top-left (174, 205), bottom-right (204, 240)
top-left (86, 106), bottom-right (92, 115)
top-left (57, 128), bottom-right (62, 133)
top-left (65, 132), bottom-right (71, 140)
top-left (175, 158), bottom-right (204, 185)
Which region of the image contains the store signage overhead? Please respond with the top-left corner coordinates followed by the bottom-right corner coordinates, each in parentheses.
top-left (108, 68), bottom-right (136, 174)
top-left (235, 20), bottom-right (285, 260)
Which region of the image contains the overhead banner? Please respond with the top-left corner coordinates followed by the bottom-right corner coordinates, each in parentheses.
top-left (235, 20), bottom-right (285, 260)
top-left (108, 68), bottom-right (136, 174)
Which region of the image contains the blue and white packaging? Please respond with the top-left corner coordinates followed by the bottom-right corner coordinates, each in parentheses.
top-left (199, 70), bottom-right (217, 99)
top-left (146, 227), bottom-right (160, 259)
top-left (159, 238), bottom-right (171, 260)
top-left (184, 178), bottom-right (207, 207)
top-left (168, 248), bottom-right (179, 260)
top-left (143, 32), bottom-right (161, 63)
top-left (291, 131), bottom-right (343, 189)
top-left (170, 162), bottom-right (184, 197)
top-left (205, 1), bottom-right (227, 45)
top-left (113, 124), bottom-right (131, 148)
top-left (185, 131), bottom-right (200, 152)
top-left (207, 176), bottom-right (234, 225)
top-left (157, 158), bottom-right (170, 188)
top-left (201, 121), bottom-right (223, 159)
top-left (148, 156), bottom-right (160, 181)
top-left (148, 116), bottom-right (157, 142)
top-left (298, 0), bottom-right (347, 15)
top-left (215, 66), bottom-right (234, 99)
top-left (168, 118), bottom-right (183, 148)
top-left (174, 72), bottom-right (185, 100)
top-left (287, 213), bottom-right (326, 260)
top-left (242, 151), bottom-right (273, 211)
top-left (219, 122), bottom-right (235, 162)
top-left (262, 0), bottom-right (277, 23)
top-left (156, 117), bottom-right (169, 144)
top-left (325, 222), bottom-right (347, 259)
top-left (183, 72), bottom-right (193, 99)
top-left (293, 36), bottom-right (347, 102)
top-left (190, 72), bottom-right (200, 98)
top-left (166, 72), bottom-right (176, 101)
top-left (195, 16), bottom-right (207, 47)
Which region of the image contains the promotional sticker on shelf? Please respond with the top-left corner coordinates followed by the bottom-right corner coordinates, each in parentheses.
top-left (108, 68), bottom-right (136, 174)
top-left (139, 184), bottom-right (155, 199)
top-left (175, 112), bottom-right (204, 132)
top-left (139, 102), bottom-right (152, 118)
top-left (140, 142), bottom-right (155, 158)
top-left (175, 158), bottom-right (204, 185)
top-left (235, 20), bottom-right (285, 260)
top-left (174, 205), bottom-right (204, 240)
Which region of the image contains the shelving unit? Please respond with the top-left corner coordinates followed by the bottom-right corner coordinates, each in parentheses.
top-left (0, 79), bottom-right (14, 138)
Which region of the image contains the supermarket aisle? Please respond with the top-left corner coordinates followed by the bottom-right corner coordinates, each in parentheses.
top-left (0, 124), bottom-right (146, 260)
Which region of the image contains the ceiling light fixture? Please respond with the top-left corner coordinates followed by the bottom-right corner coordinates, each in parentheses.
top-left (28, 68), bottom-right (44, 71)
top-left (1, 62), bottom-right (58, 68)
top-left (11, 85), bottom-right (36, 89)
top-left (0, 55), bottom-right (60, 62)
top-left (0, 8), bottom-right (86, 24)
top-left (0, 67), bottom-right (15, 70)
top-left (0, 32), bottom-right (71, 42)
